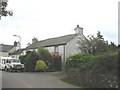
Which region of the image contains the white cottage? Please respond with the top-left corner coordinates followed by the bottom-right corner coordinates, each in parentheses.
top-left (9, 48), bottom-right (25, 59)
top-left (26, 25), bottom-right (86, 62)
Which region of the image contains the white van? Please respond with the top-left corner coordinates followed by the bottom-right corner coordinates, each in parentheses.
top-left (0, 57), bottom-right (13, 70)
top-left (5, 58), bottom-right (24, 72)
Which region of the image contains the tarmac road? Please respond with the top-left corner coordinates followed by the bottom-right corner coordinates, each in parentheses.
top-left (1, 71), bottom-right (79, 88)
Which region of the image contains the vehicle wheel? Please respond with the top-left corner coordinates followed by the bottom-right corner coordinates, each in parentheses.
top-left (21, 69), bottom-right (24, 72)
top-left (5, 67), bottom-right (8, 72)
top-left (2, 69), bottom-right (5, 71)
top-left (9, 67), bottom-right (13, 72)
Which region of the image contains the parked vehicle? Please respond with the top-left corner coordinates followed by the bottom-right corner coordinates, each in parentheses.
top-left (0, 57), bottom-right (12, 70)
top-left (4, 58), bottom-right (24, 72)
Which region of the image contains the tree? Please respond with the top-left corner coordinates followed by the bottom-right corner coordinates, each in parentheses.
top-left (37, 47), bottom-right (58, 71)
top-left (77, 36), bottom-right (92, 54)
top-left (24, 51), bottom-right (39, 72)
top-left (19, 55), bottom-right (25, 64)
top-left (37, 47), bottom-right (52, 64)
top-left (97, 31), bottom-right (104, 40)
top-left (108, 42), bottom-right (117, 51)
top-left (0, 0), bottom-right (13, 19)
top-left (77, 31), bottom-right (112, 54)
top-left (51, 53), bottom-right (62, 71)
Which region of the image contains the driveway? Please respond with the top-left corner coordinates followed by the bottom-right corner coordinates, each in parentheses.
top-left (1, 71), bottom-right (79, 88)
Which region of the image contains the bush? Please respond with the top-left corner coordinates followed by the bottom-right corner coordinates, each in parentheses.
top-left (66, 54), bottom-right (95, 69)
top-left (35, 60), bottom-right (47, 71)
top-left (91, 51), bottom-right (118, 88)
top-left (19, 55), bottom-right (25, 64)
top-left (20, 47), bottom-right (62, 72)
top-left (65, 51), bottom-right (118, 88)
top-left (24, 51), bottom-right (39, 72)
top-left (37, 47), bottom-right (54, 71)
top-left (51, 53), bottom-right (62, 71)
top-left (37, 47), bottom-right (52, 65)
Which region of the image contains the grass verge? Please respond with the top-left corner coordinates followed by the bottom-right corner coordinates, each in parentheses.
top-left (60, 77), bottom-right (81, 88)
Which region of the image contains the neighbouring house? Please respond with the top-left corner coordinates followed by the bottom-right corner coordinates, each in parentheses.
top-left (9, 38), bottom-right (38, 59)
top-left (25, 25), bottom-right (86, 62)
top-left (0, 41), bottom-right (19, 57)
top-left (9, 48), bottom-right (25, 59)
top-left (0, 44), bottom-right (12, 57)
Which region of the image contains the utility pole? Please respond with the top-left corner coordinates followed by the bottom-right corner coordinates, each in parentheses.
top-left (13, 35), bottom-right (21, 59)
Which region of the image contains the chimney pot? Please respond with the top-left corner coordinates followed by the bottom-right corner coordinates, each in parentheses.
top-left (74, 25), bottom-right (83, 34)
top-left (14, 41), bottom-right (17, 46)
top-left (32, 37), bottom-right (38, 44)
top-left (77, 25), bottom-right (79, 27)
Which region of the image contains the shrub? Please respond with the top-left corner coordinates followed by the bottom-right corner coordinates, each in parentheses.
top-left (35, 60), bottom-right (47, 72)
top-left (24, 51), bottom-right (39, 72)
top-left (19, 55), bottom-right (25, 64)
top-left (37, 47), bottom-right (52, 65)
top-left (37, 47), bottom-right (59, 71)
top-left (91, 51), bottom-right (118, 88)
top-left (65, 51), bottom-right (118, 88)
top-left (66, 54), bottom-right (95, 70)
top-left (51, 53), bottom-right (62, 71)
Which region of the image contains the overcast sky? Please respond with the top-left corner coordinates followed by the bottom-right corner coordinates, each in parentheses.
top-left (0, 0), bottom-right (119, 48)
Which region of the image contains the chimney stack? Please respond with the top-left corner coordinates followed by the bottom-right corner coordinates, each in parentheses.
top-left (32, 37), bottom-right (38, 44)
top-left (14, 41), bottom-right (17, 46)
top-left (74, 25), bottom-right (83, 34)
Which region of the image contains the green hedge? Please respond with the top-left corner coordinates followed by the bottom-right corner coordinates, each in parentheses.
top-left (65, 51), bottom-right (118, 88)
top-left (66, 54), bottom-right (95, 69)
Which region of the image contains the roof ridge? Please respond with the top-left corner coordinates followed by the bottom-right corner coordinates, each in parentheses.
top-left (26, 33), bottom-right (78, 49)
top-left (38, 34), bottom-right (78, 42)
top-left (0, 44), bottom-right (12, 46)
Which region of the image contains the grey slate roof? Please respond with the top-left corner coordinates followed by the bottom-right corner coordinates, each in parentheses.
top-left (26, 34), bottom-right (78, 49)
top-left (0, 44), bottom-right (12, 52)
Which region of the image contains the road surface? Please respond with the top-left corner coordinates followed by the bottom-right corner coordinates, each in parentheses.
top-left (1, 71), bottom-right (79, 88)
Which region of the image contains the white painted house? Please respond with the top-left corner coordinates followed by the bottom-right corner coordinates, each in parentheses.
top-left (9, 48), bottom-right (25, 59)
top-left (25, 25), bottom-right (86, 62)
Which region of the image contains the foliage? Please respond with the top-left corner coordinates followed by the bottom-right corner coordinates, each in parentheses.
top-left (0, 1), bottom-right (13, 19)
top-left (51, 53), bottom-right (62, 71)
top-left (118, 44), bottom-right (120, 48)
top-left (37, 47), bottom-right (52, 64)
top-left (66, 54), bottom-right (95, 69)
top-left (36, 47), bottom-right (58, 71)
top-left (19, 55), bottom-right (26, 64)
top-left (108, 42), bottom-right (117, 51)
top-left (77, 31), bottom-right (117, 54)
top-left (24, 51), bottom-right (39, 72)
top-left (65, 51), bottom-right (118, 88)
top-left (35, 60), bottom-right (47, 71)
top-left (23, 47), bottom-right (62, 72)
top-left (91, 51), bottom-right (118, 88)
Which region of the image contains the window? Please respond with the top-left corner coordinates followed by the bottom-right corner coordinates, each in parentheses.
top-left (6, 60), bottom-right (9, 63)
top-left (54, 46), bottom-right (59, 53)
top-left (2, 59), bottom-right (5, 64)
top-left (11, 59), bottom-right (20, 63)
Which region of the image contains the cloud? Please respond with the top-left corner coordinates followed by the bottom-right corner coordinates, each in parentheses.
top-left (0, 0), bottom-right (118, 47)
